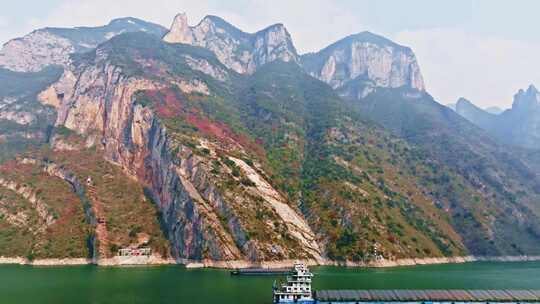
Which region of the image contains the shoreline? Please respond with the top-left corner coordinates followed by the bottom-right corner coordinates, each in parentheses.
top-left (1, 255), bottom-right (540, 268)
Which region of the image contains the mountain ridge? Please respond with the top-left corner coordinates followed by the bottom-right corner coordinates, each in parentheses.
top-left (454, 85), bottom-right (540, 149)
top-left (163, 13), bottom-right (299, 74)
top-left (301, 31), bottom-right (425, 100)
top-left (0, 14), bottom-right (539, 265)
top-left (0, 17), bottom-right (167, 72)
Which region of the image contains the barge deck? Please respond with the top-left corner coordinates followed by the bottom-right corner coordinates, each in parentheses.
top-left (231, 268), bottom-right (291, 276)
top-left (315, 289), bottom-right (540, 302)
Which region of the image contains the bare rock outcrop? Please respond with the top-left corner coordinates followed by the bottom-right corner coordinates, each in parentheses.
top-left (301, 32), bottom-right (425, 99)
top-left (0, 31), bottom-right (74, 72)
top-left (163, 13), bottom-right (299, 74)
top-left (37, 41), bottom-right (321, 262)
top-left (0, 18), bottom-right (167, 72)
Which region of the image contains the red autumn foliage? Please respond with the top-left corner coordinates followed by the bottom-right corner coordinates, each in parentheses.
top-left (141, 88), bottom-right (266, 157)
top-left (186, 111), bottom-right (232, 143)
top-left (145, 88), bottom-right (183, 119)
top-left (0, 160), bottom-right (18, 172)
top-left (186, 111), bottom-right (266, 157)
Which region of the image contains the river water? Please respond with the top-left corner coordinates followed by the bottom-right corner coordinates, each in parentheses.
top-left (0, 261), bottom-right (539, 304)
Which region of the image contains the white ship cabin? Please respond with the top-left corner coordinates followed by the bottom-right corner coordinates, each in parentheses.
top-left (273, 262), bottom-right (315, 303)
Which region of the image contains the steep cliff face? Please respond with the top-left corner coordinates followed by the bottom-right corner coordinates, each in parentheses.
top-left (4, 16), bottom-right (540, 264)
top-left (498, 85), bottom-right (540, 149)
top-left (0, 18), bottom-right (167, 72)
top-left (163, 13), bottom-right (299, 74)
top-left (38, 32), bottom-right (322, 262)
top-left (301, 32), bottom-right (425, 99)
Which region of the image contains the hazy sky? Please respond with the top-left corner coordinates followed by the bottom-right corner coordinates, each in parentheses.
top-left (1, 0), bottom-right (539, 109)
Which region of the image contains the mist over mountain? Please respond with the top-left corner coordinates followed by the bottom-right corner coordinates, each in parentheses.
top-left (455, 85), bottom-right (540, 150)
top-left (485, 106), bottom-right (504, 115)
top-left (0, 13), bottom-right (538, 265)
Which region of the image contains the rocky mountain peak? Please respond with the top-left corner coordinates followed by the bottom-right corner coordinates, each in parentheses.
top-left (162, 13), bottom-right (298, 74)
top-left (512, 84), bottom-right (540, 110)
top-left (0, 18), bottom-right (167, 72)
top-left (455, 97), bottom-right (485, 117)
top-left (454, 96), bottom-right (499, 127)
top-left (300, 31), bottom-right (425, 99)
top-left (163, 13), bottom-right (193, 44)
top-left (527, 84), bottom-right (539, 95)
top-left (456, 97), bottom-right (471, 105)
top-left (255, 23), bottom-right (294, 48)
top-left (259, 23), bottom-right (287, 33)
top-left (453, 86), bottom-right (540, 150)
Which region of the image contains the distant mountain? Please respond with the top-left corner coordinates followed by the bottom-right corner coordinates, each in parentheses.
top-left (455, 85), bottom-right (540, 149)
top-left (448, 101), bottom-right (503, 115)
top-left (162, 14), bottom-right (424, 97)
top-left (0, 17), bottom-right (167, 72)
top-left (0, 66), bottom-right (62, 161)
top-left (485, 106), bottom-right (504, 115)
top-left (355, 87), bottom-right (540, 255)
top-left (301, 32), bottom-right (425, 99)
top-left (163, 13), bottom-right (298, 74)
top-left (455, 97), bottom-right (499, 131)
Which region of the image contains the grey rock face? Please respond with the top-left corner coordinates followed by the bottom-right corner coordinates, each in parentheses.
top-left (163, 13), bottom-right (299, 74)
top-left (498, 85), bottom-right (540, 148)
top-left (0, 31), bottom-right (74, 72)
top-left (35, 37), bottom-right (322, 262)
top-left (182, 55), bottom-right (228, 81)
top-left (512, 85), bottom-right (540, 110)
top-left (0, 17), bottom-right (167, 72)
top-left (301, 32), bottom-right (425, 99)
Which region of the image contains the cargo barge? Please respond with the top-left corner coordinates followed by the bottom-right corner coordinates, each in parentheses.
top-left (230, 267), bottom-right (291, 276)
top-left (272, 262), bottom-right (540, 303)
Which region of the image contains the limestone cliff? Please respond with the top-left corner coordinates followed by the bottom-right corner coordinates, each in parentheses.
top-left (37, 33), bottom-right (322, 262)
top-left (4, 16), bottom-right (540, 264)
top-left (0, 18), bottom-right (166, 72)
top-left (501, 85), bottom-right (540, 149)
top-left (163, 13), bottom-right (299, 74)
top-left (301, 32), bottom-right (425, 99)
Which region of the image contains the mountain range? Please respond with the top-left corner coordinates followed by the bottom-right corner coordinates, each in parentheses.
top-left (0, 13), bottom-right (539, 265)
top-left (454, 85), bottom-right (540, 150)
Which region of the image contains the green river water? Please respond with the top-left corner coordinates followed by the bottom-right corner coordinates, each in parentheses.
top-left (0, 262), bottom-right (539, 304)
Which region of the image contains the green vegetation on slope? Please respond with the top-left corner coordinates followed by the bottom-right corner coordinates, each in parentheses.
top-left (0, 159), bottom-right (90, 259)
top-left (356, 87), bottom-right (540, 255)
top-left (2, 30), bottom-right (537, 261)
